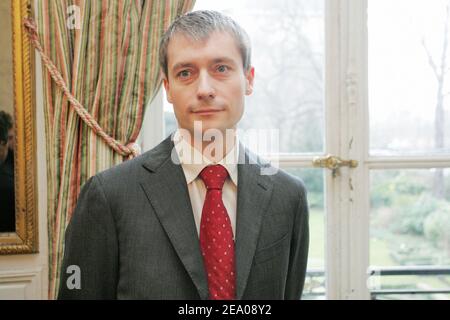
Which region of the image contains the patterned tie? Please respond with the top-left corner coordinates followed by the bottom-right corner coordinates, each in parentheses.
top-left (199, 164), bottom-right (236, 300)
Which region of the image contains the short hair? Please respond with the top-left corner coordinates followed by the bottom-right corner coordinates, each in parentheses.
top-left (159, 10), bottom-right (252, 78)
top-left (0, 111), bottom-right (13, 145)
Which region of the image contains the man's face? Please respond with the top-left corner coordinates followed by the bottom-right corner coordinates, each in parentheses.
top-left (163, 31), bottom-right (254, 135)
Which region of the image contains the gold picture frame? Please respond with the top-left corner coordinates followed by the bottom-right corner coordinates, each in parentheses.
top-left (0, 0), bottom-right (38, 254)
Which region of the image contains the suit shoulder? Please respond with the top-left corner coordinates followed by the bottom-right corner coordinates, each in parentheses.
top-left (95, 136), bottom-right (173, 184)
top-left (269, 167), bottom-right (307, 195)
top-left (95, 152), bottom-right (147, 183)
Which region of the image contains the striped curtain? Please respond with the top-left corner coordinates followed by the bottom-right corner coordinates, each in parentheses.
top-left (36, 0), bottom-right (195, 299)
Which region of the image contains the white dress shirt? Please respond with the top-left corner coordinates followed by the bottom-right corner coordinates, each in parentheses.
top-left (173, 130), bottom-right (239, 239)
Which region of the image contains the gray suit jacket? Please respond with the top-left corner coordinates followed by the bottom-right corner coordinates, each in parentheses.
top-left (58, 135), bottom-right (309, 299)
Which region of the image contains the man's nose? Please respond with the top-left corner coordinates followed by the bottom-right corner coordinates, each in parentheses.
top-left (196, 71), bottom-right (215, 101)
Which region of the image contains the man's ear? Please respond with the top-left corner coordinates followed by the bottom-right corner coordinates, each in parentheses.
top-left (245, 66), bottom-right (255, 95)
top-left (163, 76), bottom-right (173, 103)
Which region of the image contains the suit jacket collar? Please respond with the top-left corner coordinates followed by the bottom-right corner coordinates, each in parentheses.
top-left (140, 134), bottom-right (274, 300)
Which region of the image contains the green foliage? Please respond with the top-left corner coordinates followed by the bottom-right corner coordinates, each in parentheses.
top-left (300, 169), bottom-right (323, 209)
top-left (371, 171), bottom-right (428, 209)
top-left (299, 169), bottom-right (323, 194)
top-left (371, 181), bottom-right (395, 208)
top-left (371, 170), bottom-right (450, 267)
top-left (392, 194), bottom-right (437, 236)
top-left (393, 177), bottom-right (427, 195)
top-left (307, 192), bottom-right (324, 209)
top-left (286, 168), bottom-right (324, 209)
top-left (424, 202), bottom-right (450, 248)
top-left (389, 239), bottom-right (435, 265)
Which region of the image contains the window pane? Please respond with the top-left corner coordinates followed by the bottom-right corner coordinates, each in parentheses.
top-left (284, 168), bottom-right (325, 299)
top-left (165, 0), bottom-right (325, 154)
top-left (369, 169), bottom-right (450, 300)
top-left (369, 0), bottom-right (450, 155)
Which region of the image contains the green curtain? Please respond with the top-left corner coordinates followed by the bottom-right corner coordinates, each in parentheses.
top-left (36, 0), bottom-right (195, 299)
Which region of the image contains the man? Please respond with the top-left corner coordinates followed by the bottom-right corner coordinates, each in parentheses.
top-left (0, 110), bottom-right (15, 233)
top-left (59, 10), bottom-right (309, 300)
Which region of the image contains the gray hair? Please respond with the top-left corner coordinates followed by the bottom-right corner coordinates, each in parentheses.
top-left (159, 10), bottom-right (252, 78)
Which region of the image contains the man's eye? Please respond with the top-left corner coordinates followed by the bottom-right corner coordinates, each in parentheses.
top-left (177, 70), bottom-right (191, 78)
top-left (217, 65), bottom-right (229, 73)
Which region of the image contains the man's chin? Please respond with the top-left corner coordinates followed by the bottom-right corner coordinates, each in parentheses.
top-left (182, 123), bottom-right (235, 137)
top-left (188, 120), bottom-right (226, 132)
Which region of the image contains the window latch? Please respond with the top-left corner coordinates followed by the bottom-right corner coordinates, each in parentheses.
top-left (313, 154), bottom-right (358, 177)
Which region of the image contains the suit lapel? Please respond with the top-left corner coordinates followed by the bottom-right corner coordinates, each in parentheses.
top-left (235, 145), bottom-right (274, 299)
top-left (140, 136), bottom-right (209, 300)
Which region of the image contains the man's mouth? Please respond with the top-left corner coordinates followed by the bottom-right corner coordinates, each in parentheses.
top-left (191, 108), bottom-right (224, 115)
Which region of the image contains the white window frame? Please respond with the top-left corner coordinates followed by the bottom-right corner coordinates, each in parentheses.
top-left (325, 0), bottom-right (450, 300)
top-left (280, 0), bottom-right (370, 299)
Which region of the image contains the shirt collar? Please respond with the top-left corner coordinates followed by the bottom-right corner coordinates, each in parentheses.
top-left (173, 129), bottom-right (239, 185)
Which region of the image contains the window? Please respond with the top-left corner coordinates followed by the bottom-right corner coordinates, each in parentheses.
top-left (368, 0), bottom-right (450, 299)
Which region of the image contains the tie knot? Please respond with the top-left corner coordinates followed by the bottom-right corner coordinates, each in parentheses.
top-left (199, 165), bottom-right (229, 190)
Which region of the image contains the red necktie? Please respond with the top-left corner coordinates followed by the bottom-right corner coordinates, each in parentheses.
top-left (199, 164), bottom-right (236, 300)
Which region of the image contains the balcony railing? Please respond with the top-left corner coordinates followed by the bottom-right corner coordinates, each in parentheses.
top-left (368, 266), bottom-right (450, 300)
top-left (301, 266), bottom-right (450, 300)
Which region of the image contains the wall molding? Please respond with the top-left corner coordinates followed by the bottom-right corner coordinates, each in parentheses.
top-left (0, 267), bottom-right (44, 299)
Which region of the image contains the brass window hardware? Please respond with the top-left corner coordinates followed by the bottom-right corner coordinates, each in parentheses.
top-left (313, 154), bottom-right (358, 177)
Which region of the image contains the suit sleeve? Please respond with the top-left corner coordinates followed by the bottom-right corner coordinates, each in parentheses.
top-left (284, 181), bottom-right (310, 300)
top-left (57, 175), bottom-right (119, 299)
